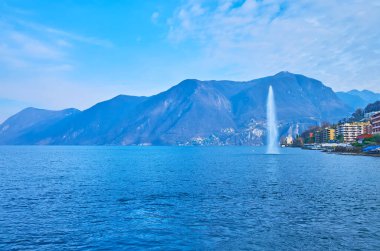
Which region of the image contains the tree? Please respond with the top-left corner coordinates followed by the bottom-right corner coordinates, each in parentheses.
top-left (374, 134), bottom-right (380, 144)
top-left (337, 134), bottom-right (344, 143)
top-left (349, 108), bottom-right (364, 122)
top-left (364, 101), bottom-right (380, 113)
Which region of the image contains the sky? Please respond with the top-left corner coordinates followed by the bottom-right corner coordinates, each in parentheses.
top-left (0, 0), bottom-right (380, 122)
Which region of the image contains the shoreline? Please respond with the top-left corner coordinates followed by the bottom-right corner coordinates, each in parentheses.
top-left (299, 145), bottom-right (380, 157)
top-left (326, 151), bottom-right (380, 157)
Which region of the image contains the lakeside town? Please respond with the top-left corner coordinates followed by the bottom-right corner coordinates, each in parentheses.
top-left (282, 101), bottom-right (380, 156)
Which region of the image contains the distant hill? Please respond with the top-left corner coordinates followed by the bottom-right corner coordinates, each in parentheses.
top-left (0, 107), bottom-right (79, 144)
top-left (339, 100), bottom-right (380, 123)
top-left (364, 101), bottom-right (380, 114)
top-left (0, 72), bottom-right (353, 145)
top-left (336, 89), bottom-right (380, 110)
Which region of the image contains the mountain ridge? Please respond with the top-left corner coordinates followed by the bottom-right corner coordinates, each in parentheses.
top-left (336, 89), bottom-right (380, 110)
top-left (0, 72), bottom-right (357, 145)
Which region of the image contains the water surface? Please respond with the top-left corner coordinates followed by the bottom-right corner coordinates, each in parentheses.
top-left (0, 146), bottom-right (379, 250)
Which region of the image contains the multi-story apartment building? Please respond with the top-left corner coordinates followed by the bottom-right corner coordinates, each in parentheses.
top-left (314, 128), bottom-right (336, 143)
top-left (322, 128), bottom-right (336, 142)
top-left (371, 112), bottom-right (380, 134)
top-left (337, 122), bottom-right (370, 142)
top-left (314, 130), bottom-right (322, 144)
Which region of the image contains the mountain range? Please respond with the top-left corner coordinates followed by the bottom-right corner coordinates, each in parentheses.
top-left (0, 72), bottom-right (378, 145)
top-left (336, 90), bottom-right (380, 110)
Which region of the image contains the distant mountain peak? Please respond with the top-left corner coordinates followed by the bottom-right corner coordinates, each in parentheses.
top-left (17, 107), bottom-right (79, 115)
top-left (337, 89), bottom-right (380, 110)
top-left (178, 79), bottom-right (203, 87)
top-left (273, 71), bottom-right (310, 79)
top-left (274, 71), bottom-right (292, 76)
top-left (348, 89), bottom-right (376, 95)
top-left (168, 79), bottom-right (203, 94)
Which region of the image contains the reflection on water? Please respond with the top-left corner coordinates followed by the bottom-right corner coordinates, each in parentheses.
top-left (0, 146), bottom-right (379, 250)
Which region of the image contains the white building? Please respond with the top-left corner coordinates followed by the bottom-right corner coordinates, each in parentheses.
top-left (337, 122), bottom-right (370, 142)
top-left (285, 135), bottom-right (294, 145)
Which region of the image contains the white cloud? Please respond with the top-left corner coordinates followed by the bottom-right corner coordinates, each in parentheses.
top-left (8, 31), bottom-right (64, 59)
top-left (151, 12), bottom-right (160, 24)
top-left (0, 13), bottom-right (113, 72)
top-left (15, 19), bottom-right (113, 48)
top-left (167, 0), bottom-right (380, 92)
top-left (0, 10), bottom-right (117, 118)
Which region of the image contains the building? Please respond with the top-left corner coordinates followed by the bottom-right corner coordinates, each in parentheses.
top-left (314, 130), bottom-right (322, 143)
top-left (337, 122), bottom-right (370, 142)
top-left (371, 112), bottom-right (380, 134)
top-left (322, 128), bottom-right (336, 143)
top-left (365, 111), bottom-right (379, 119)
top-left (308, 132), bottom-right (314, 143)
top-left (364, 123), bottom-right (372, 134)
top-left (313, 127), bottom-right (336, 143)
top-left (285, 135), bottom-right (293, 145)
top-left (357, 134), bottom-right (373, 144)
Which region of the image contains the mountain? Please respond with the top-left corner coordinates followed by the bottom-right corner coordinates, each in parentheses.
top-left (0, 72), bottom-right (353, 145)
top-left (40, 95), bottom-right (148, 145)
top-left (348, 90), bottom-right (380, 103)
top-left (230, 72), bottom-right (350, 124)
top-left (0, 107), bottom-right (79, 144)
top-left (115, 79), bottom-right (245, 145)
top-left (336, 89), bottom-right (380, 110)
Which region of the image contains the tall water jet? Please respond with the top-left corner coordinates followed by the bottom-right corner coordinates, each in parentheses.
top-left (266, 85), bottom-right (279, 154)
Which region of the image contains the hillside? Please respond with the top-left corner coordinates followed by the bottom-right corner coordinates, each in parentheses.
top-left (337, 90), bottom-right (380, 110)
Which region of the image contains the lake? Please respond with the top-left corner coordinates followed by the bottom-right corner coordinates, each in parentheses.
top-left (0, 146), bottom-right (379, 250)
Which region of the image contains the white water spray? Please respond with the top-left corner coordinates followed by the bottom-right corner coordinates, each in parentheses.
top-left (266, 85), bottom-right (279, 154)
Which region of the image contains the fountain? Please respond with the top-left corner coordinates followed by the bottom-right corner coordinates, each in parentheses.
top-left (266, 85), bottom-right (279, 154)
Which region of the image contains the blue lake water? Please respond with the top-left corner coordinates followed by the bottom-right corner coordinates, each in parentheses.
top-left (0, 146), bottom-right (379, 250)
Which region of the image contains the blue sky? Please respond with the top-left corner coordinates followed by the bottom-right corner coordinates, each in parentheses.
top-left (0, 0), bottom-right (380, 122)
